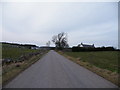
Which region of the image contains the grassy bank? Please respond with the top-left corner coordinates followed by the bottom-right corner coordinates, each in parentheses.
top-left (2, 43), bottom-right (48, 86)
top-left (58, 51), bottom-right (119, 86)
top-left (64, 51), bottom-right (118, 72)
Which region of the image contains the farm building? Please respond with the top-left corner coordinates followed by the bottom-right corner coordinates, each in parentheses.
top-left (78, 43), bottom-right (95, 48)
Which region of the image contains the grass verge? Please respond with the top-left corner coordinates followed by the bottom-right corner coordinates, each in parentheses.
top-left (2, 51), bottom-right (48, 87)
top-left (58, 51), bottom-right (119, 86)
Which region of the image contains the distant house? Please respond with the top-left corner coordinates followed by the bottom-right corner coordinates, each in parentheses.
top-left (78, 43), bottom-right (95, 48)
top-left (31, 47), bottom-right (40, 49)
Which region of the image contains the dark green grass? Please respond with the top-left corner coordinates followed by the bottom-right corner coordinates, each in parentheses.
top-left (65, 51), bottom-right (118, 72)
top-left (2, 44), bottom-right (40, 60)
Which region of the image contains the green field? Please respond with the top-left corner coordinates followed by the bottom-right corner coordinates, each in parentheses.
top-left (2, 43), bottom-right (40, 60)
top-left (64, 51), bottom-right (118, 72)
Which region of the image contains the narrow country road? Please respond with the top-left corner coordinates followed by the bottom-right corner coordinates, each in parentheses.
top-left (4, 50), bottom-right (117, 88)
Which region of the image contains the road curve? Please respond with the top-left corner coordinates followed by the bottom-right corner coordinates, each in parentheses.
top-left (4, 50), bottom-right (118, 88)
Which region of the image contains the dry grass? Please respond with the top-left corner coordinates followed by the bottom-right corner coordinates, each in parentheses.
top-left (58, 51), bottom-right (119, 86)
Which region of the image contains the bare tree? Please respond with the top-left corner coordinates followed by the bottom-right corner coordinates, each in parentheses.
top-left (52, 32), bottom-right (69, 49)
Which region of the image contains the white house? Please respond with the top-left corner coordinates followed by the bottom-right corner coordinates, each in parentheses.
top-left (78, 43), bottom-right (95, 48)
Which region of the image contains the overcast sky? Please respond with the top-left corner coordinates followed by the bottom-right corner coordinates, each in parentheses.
top-left (1, 2), bottom-right (118, 48)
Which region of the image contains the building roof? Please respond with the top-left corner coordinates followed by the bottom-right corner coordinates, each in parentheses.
top-left (79, 43), bottom-right (95, 48)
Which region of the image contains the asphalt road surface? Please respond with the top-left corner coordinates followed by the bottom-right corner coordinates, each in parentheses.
top-left (4, 50), bottom-right (118, 88)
